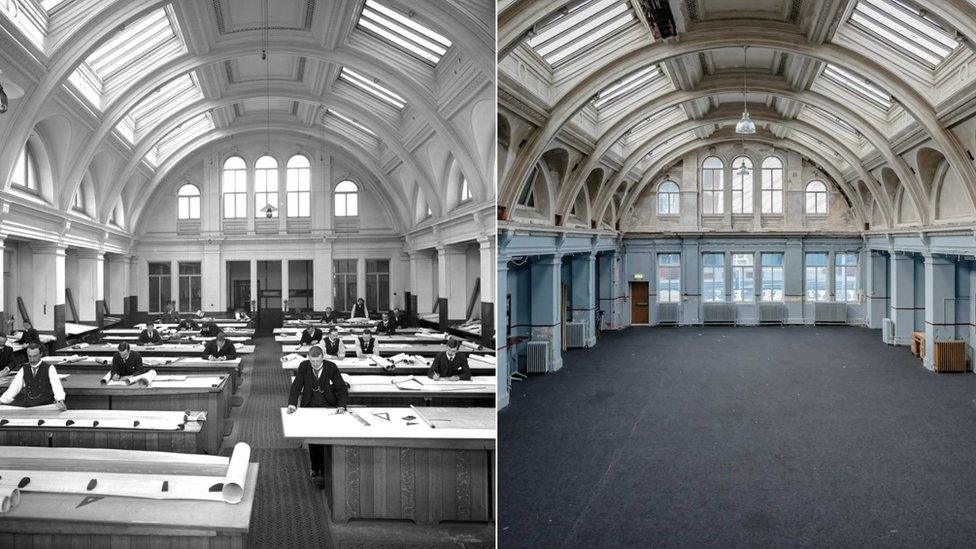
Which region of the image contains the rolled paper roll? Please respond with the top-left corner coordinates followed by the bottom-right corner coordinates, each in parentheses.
top-left (100, 371), bottom-right (112, 384)
top-left (130, 370), bottom-right (158, 386)
top-left (221, 442), bottom-right (250, 504)
top-left (0, 486), bottom-right (19, 513)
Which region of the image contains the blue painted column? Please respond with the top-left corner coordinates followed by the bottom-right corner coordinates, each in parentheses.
top-left (923, 253), bottom-right (955, 370)
top-left (889, 252), bottom-right (915, 346)
top-left (864, 250), bottom-right (889, 329)
top-left (608, 250), bottom-right (623, 329)
top-left (681, 239), bottom-right (700, 325)
top-left (784, 239), bottom-right (804, 324)
top-left (571, 252), bottom-right (597, 346)
top-left (531, 254), bottom-right (563, 372)
top-left (497, 253), bottom-right (510, 409)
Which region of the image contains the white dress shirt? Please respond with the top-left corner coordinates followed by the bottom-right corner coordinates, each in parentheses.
top-left (0, 363), bottom-right (66, 404)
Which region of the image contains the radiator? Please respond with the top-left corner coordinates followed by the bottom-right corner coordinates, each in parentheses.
top-left (933, 341), bottom-right (967, 373)
top-left (702, 303), bottom-right (735, 325)
top-left (758, 303), bottom-right (785, 325)
top-left (566, 321), bottom-right (587, 348)
top-left (882, 318), bottom-right (894, 345)
top-left (525, 340), bottom-right (551, 374)
top-left (814, 302), bottom-right (847, 324)
top-left (657, 302), bottom-right (679, 325)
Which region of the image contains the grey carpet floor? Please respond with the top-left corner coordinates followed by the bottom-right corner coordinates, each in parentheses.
top-left (499, 326), bottom-right (976, 548)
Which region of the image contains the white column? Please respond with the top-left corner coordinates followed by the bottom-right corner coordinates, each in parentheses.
top-left (497, 253), bottom-right (510, 409)
top-left (202, 245), bottom-right (221, 312)
top-left (439, 245), bottom-right (468, 320)
top-left (531, 254), bottom-right (563, 371)
top-left (31, 244), bottom-right (66, 334)
top-left (281, 259), bottom-right (290, 311)
top-left (357, 257), bottom-right (367, 306)
top-left (170, 259), bottom-right (179, 311)
top-left (410, 250), bottom-right (434, 313)
top-left (0, 237), bottom-right (6, 331)
top-left (864, 250), bottom-right (888, 329)
top-left (249, 259), bottom-right (258, 311)
top-left (106, 255), bottom-right (127, 315)
top-left (479, 237), bottom-right (494, 304)
top-left (313, 244), bottom-right (334, 310)
top-left (76, 250), bottom-right (104, 322)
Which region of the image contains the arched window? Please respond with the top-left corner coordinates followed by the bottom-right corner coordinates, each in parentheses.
top-left (701, 156), bottom-right (724, 214)
top-left (286, 155), bottom-right (311, 218)
top-left (658, 181), bottom-right (679, 215)
top-left (761, 156), bottom-right (783, 214)
top-left (11, 143), bottom-right (39, 192)
top-left (806, 180), bottom-right (828, 214)
top-left (461, 178), bottom-right (472, 201)
top-left (335, 180), bottom-right (359, 217)
top-left (731, 156), bottom-right (753, 214)
top-left (72, 190), bottom-right (85, 212)
top-left (177, 184), bottom-right (201, 220)
top-left (222, 156), bottom-right (247, 219)
top-left (254, 155), bottom-right (278, 218)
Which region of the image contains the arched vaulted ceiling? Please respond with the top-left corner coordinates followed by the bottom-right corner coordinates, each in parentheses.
top-left (498, 0), bottom-right (976, 229)
top-left (0, 0), bottom-right (493, 230)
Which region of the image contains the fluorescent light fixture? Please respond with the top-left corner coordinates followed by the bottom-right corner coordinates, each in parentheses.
top-left (339, 67), bottom-right (406, 109)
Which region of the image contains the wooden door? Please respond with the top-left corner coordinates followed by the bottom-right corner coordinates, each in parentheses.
top-left (630, 281), bottom-right (649, 324)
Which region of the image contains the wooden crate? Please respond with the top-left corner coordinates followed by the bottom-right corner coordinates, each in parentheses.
top-left (934, 341), bottom-right (968, 373)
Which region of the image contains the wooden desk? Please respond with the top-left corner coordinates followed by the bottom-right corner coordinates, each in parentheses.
top-left (0, 447), bottom-right (257, 547)
top-left (281, 341), bottom-right (490, 357)
top-left (9, 334), bottom-right (57, 353)
top-left (41, 355), bottom-right (244, 394)
top-left (345, 374), bottom-right (494, 407)
top-left (105, 327), bottom-right (255, 337)
top-left (136, 320), bottom-right (249, 329)
top-left (56, 342), bottom-right (255, 356)
top-left (0, 409), bottom-right (205, 453)
top-left (0, 373), bottom-right (231, 455)
top-left (65, 322), bottom-right (99, 337)
top-left (102, 334), bottom-right (252, 344)
top-left (276, 333), bottom-right (449, 344)
top-left (280, 355), bottom-right (497, 376)
top-left (280, 406), bottom-right (493, 524)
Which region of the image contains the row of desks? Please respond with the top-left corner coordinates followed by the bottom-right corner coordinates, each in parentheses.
top-left (57, 342), bottom-right (256, 356)
top-left (280, 342), bottom-right (488, 357)
top-left (0, 372), bottom-right (232, 455)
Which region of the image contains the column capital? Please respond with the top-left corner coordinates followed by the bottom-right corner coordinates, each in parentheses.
top-left (31, 243), bottom-right (67, 256)
top-left (922, 252), bottom-right (953, 265)
top-left (76, 249), bottom-right (105, 261)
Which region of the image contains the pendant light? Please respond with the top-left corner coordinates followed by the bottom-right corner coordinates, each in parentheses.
top-left (736, 46), bottom-right (756, 135)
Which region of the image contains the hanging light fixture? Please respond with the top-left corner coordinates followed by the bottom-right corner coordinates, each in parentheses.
top-left (736, 157), bottom-right (749, 177)
top-left (0, 83), bottom-right (7, 114)
top-left (736, 45), bottom-right (756, 135)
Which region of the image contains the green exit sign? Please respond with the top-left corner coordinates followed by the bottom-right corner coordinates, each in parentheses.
top-left (633, 273), bottom-right (644, 280)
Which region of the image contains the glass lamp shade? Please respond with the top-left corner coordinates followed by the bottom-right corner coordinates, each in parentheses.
top-left (735, 110), bottom-right (756, 134)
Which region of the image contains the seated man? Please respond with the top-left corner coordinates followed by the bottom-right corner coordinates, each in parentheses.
top-left (0, 333), bottom-right (15, 376)
top-left (0, 343), bottom-right (67, 409)
top-left (159, 303), bottom-right (179, 324)
top-left (138, 321), bottom-right (163, 345)
top-left (376, 312), bottom-right (397, 336)
top-left (322, 327), bottom-right (346, 359)
top-left (235, 308), bottom-right (252, 323)
top-left (110, 342), bottom-right (148, 382)
top-left (350, 298), bottom-right (369, 319)
top-left (391, 306), bottom-right (406, 329)
top-left (286, 345), bottom-right (348, 487)
top-left (200, 320), bottom-right (221, 337)
top-left (355, 329), bottom-right (377, 358)
top-left (427, 338), bottom-right (471, 381)
top-left (203, 332), bottom-right (237, 361)
top-left (16, 320), bottom-right (41, 346)
top-left (177, 315), bottom-right (199, 331)
top-left (299, 323), bottom-right (323, 346)
top-left (320, 307), bottom-right (338, 324)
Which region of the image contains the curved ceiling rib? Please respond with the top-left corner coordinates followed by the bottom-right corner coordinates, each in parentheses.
top-left (498, 24), bottom-right (976, 222)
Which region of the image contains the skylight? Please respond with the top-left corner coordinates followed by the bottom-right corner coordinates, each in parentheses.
top-left (849, 0), bottom-right (958, 66)
top-left (805, 106), bottom-right (860, 137)
top-left (357, 0), bottom-right (452, 65)
top-left (40, 0), bottom-right (70, 12)
top-left (66, 7), bottom-right (187, 109)
top-left (338, 67), bottom-right (406, 109)
top-left (592, 65), bottom-right (662, 109)
top-left (115, 73), bottom-right (204, 144)
top-left (327, 109), bottom-right (377, 136)
top-left (146, 112), bottom-right (214, 166)
top-left (527, 0), bottom-right (638, 66)
top-left (820, 64), bottom-right (892, 109)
